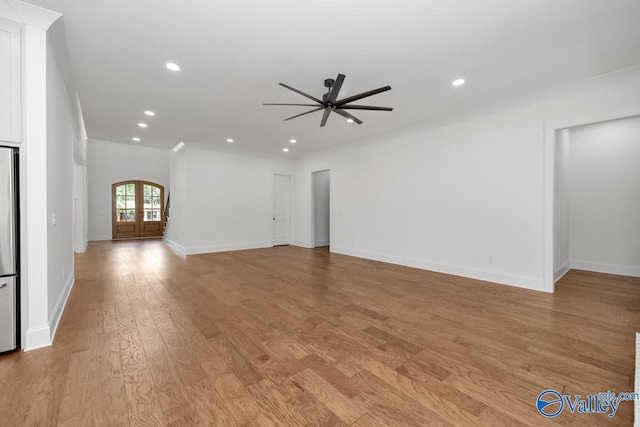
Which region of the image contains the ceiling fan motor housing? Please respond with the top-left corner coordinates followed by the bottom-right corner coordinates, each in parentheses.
top-left (264, 73), bottom-right (393, 127)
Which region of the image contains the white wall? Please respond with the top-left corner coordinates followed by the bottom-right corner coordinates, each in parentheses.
top-left (165, 145), bottom-right (293, 255)
top-left (7, 4), bottom-right (83, 351)
top-left (569, 116), bottom-right (640, 277)
top-left (46, 37), bottom-right (76, 334)
top-left (313, 169), bottom-right (330, 247)
top-left (294, 76), bottom-right (640, 291)
top-left (553, 129), bottom-right (570, 280)
top-left (87, 139), bottom-right (170, 240)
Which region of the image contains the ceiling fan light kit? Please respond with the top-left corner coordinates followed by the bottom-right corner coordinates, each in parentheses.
top-left (264, 74), bottom-right (393, 127)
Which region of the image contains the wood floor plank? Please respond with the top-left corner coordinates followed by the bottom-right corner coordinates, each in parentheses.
top-left (0, 240), bottom-right (637, 426)
top-left (57, 349), bottom-right (97, 426)
top-left (184, 378), bottom-right (234, 427)
top-left (350, 413), bottom-right (390, 427)
top-left (212, 372), bottom-right (262, 425)
top-left (353, 369), bottom-right (451, 427)
top-left (94, 330), bottom-right (130, 426)
top-left (286, 390), bottom-right (347, 427)
top-left (290, 368), bottom-right (366, 424)
top-left (116, 303), bottom-right (165, 426)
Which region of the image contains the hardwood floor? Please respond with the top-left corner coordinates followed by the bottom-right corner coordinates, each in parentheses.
top-left (1, 240), bottom-right (638, 426)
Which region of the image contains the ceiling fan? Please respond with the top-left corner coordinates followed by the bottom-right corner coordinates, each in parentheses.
top-left (264, 74), bottom-right (392, 127)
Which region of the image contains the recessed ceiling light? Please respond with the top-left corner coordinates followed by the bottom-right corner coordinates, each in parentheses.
top-left (166, 62), bottom-right (180, 71)
top-left (283, 148), bottom-right (289, 152)
top-left (226, 138), bottom-right (234, 143)
top-left (132, 137), bottom-right (141, 142)
top-left (346, 119), bottom-right (354, 123)
top-left (138, 122), bottom-right (148, 128)
top-left (144, 111), bottom-right (155, 116)
top-left (452, 78), bottom-right (465, 87)
top-left (289, 139), bottom-right (297, 144)
top-left (172, 141), bottom-right (185, 152)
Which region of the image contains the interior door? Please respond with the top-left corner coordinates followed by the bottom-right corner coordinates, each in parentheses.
top-left (273, 174), bottom-right (291, 246)
top-left (112, 181), bottom-right (164, 239)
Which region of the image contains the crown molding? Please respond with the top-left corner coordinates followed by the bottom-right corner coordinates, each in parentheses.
top-left (5, 0), bottom-right (60, 29)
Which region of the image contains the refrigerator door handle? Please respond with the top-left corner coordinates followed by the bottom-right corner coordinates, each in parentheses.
top-left (0, 282), bottom-right (6, 289)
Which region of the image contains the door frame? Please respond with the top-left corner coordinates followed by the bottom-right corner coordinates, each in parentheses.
top-left (272, 174), bottom-right (291, 246)
top-left (542, 102), bottom-right (640, 293)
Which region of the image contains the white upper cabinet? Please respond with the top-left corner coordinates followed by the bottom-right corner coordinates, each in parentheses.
top-left (0, 17), bottom-right (21, 143)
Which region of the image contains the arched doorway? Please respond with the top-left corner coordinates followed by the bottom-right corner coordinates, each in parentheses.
top-left (112, 180), bottom-right (165, 239)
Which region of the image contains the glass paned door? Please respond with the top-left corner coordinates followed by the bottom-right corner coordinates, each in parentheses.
top-left (139, 182), bottom-right (164, 237)
top-left (143, 184), bottom-right (162, 222)
top-left (115, 183), bottom-right (136, 222)
top-left (112, 180), bottom-right (165, 239)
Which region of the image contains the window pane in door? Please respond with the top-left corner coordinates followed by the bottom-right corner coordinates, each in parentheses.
top-left (144, 210), bottom-right (160, 221)
top-left (125, 196), bottom-right (136, 209)
top-left (117, 209), bottom-right (135, 222)
top-left (144, 209), bottom-right (161, 221)
top-left (142, 184), bottom-right (162, 222)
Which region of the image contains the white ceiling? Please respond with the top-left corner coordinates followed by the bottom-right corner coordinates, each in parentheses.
top-left (23, 0), bottom-right (640, 156)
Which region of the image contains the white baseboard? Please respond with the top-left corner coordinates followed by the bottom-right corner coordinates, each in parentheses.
top-left (88, 234), bottom-right (111, 241)
top-left (74, 239), bottom-right (88, 253)
top-left (186, 241), bottom-right (273, 255)
top-left (25, 272), bottom-right (75, 351)
top-left (24, 325), bottom-right (51, 351)
top-left (571, 260), bottom-right (640, 278)
top-left (314, 240), bottom-right (330, 247)
top-left (49, 273), bottom-right (74, 343)
top-left (163, 239), bottom-right (187, 255)
top-left (163, 239), bottom-right (274, 256)
top-left (554, 260), bottom-right (571, 282)
top-left (331, 246), bottom-right (546, 292)
top-left (293, 241), bottom-right (314, 248)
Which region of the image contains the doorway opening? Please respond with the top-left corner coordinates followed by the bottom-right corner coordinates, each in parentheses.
top-left (312, 170), bottom-right (330, 248)
top-left (273, 174), bottom-right (291, 246)
top-left (553, 116), bottom-right (640, 282)
top-left (544, 103), bottom-right (640, 292)
top-left (112, 180), bottom-right (165, 239)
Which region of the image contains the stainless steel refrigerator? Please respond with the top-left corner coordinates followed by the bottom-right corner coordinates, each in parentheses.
top-left (0, 146), bottom-right (19, 353)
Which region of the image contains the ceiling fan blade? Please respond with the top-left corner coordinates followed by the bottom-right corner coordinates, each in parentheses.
top-left (279, 83), bottom-right (323, 104)
top-left (264, 103), bottom-right (320, 107)
top-left (327, 74), bottom-right (345, 104)
top-left (320, 108), bottom-right (331, 127)
top-left (283, 107), bottom-right (323, 121)
top-left (340, 105), bottom-right (393, 111)
top-left (332, 108), bottom-right (363, 124)
top-left (336, 86), bottom-right (391, 106)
